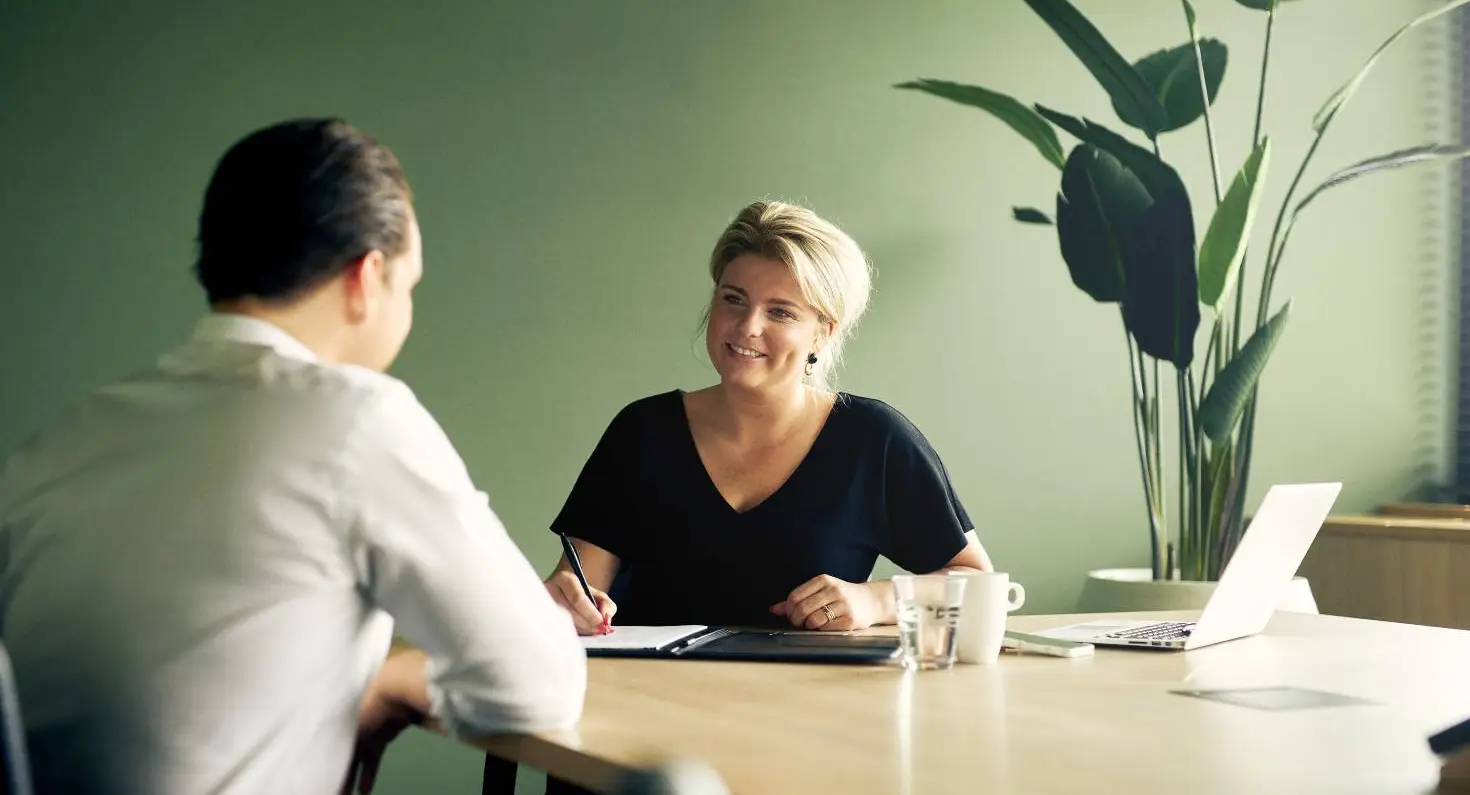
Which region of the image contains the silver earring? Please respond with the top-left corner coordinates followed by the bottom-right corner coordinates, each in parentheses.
top-left (805, 353), bottom-right (817, 378)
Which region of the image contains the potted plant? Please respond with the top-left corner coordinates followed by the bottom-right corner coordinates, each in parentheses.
top-left (897, 0), bottom-right (1470, 610)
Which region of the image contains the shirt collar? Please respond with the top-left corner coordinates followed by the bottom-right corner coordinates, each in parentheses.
top-left (188, 313), bottom-right (320, 362)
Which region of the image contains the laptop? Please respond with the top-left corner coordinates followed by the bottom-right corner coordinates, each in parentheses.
top-left (1035, 482), bottom-right (1342, 651)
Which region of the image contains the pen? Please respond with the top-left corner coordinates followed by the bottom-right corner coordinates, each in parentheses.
top-left (559, 532), bottom-right (607, 632)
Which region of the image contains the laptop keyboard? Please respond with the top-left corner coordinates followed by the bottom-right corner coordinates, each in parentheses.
top-left (1103, 622), bottom-right (1194, 641)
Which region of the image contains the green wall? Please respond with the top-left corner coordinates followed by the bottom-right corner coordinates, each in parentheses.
top-left (0, 1), bottom-right (1454, 792)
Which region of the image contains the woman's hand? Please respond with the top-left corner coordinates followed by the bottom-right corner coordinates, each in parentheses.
top-left (545, 570), bottom-right (617, 635)
top-left (770, 574), bottom-right (892, 631)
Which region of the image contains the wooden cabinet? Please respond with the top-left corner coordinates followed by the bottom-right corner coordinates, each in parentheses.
top-left (1298, 510), bottom-right (1470, 631)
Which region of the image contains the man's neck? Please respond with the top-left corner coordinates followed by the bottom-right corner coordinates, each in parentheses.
top-left (210, 299), bottom-right (348, 364)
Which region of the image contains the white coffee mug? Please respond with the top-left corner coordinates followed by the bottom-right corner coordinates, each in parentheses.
top-left (952, 572), bottom-right (1026, 665)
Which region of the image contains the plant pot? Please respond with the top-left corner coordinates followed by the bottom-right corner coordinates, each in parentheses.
top-left (1075, 567), bottom-right (1318, 614)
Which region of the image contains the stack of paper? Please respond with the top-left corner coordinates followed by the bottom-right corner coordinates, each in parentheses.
top-left (578, 625), bottom-right (707, 651)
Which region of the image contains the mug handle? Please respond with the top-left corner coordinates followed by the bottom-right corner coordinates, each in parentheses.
top-left (1006, 582), bottom-right (1026, 612)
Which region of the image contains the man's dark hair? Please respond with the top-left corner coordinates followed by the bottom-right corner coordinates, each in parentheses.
top-left (193, 117), bottom-right (413, 304)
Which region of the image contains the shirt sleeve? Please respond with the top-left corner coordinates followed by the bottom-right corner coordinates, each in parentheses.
top-left (344, 381), bottom-right (586, 738)
top-left (548, 402), bottom-right (641, 562)
top-left (879, 404), bottom-right (973, 574)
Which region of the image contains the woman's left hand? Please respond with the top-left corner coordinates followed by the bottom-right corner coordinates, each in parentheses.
top-left (770, 574), bottom-right (888, 631)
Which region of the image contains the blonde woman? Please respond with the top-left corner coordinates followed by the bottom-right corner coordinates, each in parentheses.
top-left (544, 200), bottom-right (993, 636)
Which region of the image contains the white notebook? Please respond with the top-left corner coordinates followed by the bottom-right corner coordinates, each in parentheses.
top-left (579, 625), bottom-right (708, 651)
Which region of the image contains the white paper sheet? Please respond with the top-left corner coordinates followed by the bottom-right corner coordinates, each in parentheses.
top-left (579, 625), bottom-right (708, 650)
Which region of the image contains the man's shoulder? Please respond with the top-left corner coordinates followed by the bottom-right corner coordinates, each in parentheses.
top-left (259, 360), bottom-right (436, 447)
top-left (283, 358), bottom-right (416, 413)
top-left (161, 338), bottom-right (415, 413)
top-left (43, 351), bottom-right (420, 459)
top-left (0, 358), bottom-right (406, 507)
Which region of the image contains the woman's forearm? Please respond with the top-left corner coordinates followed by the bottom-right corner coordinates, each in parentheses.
top-left (860, 579), bottom-right (898, 625)
top-left (866, 563), bottom-right (984, 625)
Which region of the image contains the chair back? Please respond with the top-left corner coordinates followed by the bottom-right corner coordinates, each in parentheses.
top-left (0, 642), bottom-right (33, 795)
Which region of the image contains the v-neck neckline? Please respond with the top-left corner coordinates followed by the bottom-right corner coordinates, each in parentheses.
top-left (674, 389), bottom-right (842, 517)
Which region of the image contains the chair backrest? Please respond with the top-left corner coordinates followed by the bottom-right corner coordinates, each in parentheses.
top-left (0, 642), bottom-right (34, 795)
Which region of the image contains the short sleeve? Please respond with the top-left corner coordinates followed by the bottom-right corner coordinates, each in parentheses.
top-left (548, 401), bottom-right (642, 561)
top-left (879, 407), bottom-right (973, 573)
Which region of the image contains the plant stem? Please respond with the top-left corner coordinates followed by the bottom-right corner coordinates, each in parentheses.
top-left (1181, 366), bottom-right (1202, 573)
top-left (1252, 7), bottom-right (1274, 148)
top-left (1258, 4), bottom-right (1339, 335)
top-left (1227, 11), bottom-right (1330, 571)
top-left (1151, 357), bottom-right (1164, 541)
top-left (1228, 406), bottom-right (1258, 572)
top-left (1199, 316), bottom-right (1223, 396)
top-left (1182, 2), bottom-right (1229, 387)
top-left (1199, 329), bottom-right (1213, 403)
top-left (1233, 5), bottom-right (1276, 354)
top-left (1259, 133), bottom-right (1325, 325)
top-left (1176, 370), bottom-right (1191, 582)
top-left (1179, 10), bottom-right (1234, 549)
top-left (1213, 316), bottom-right (1228, 383)
top-left (1123, 314), bottom-right (1163, 579)
top-left (1222, 3), bottom-right (1304, 580)
top-left (1226, 134), bottom-right (1327, 526)
top-left (1186, 3), bottom-right (1224, 206)
top-left (1213, 435), bottom-right (1245, 580)
top-left (1188, 371), bottom-right (1204, 579)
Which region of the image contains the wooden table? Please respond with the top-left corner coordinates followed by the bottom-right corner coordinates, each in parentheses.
top-left (472, 611), bottom-right (1470, 794)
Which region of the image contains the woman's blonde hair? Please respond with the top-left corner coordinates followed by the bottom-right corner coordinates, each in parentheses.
top-left (701, 200), bottom-right (873, 391)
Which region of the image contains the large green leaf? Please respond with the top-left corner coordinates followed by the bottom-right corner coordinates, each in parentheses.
top-left (1314, 0), bottom-right (1470, 133)
top-left (1022, 0), bottom-right (1169, 138)
top-left (1198, 301), bottom-right (1291, 444)
top-left (1116, 39), bottom-right (1227, 134)
top-left (895, 79), bottom-right (1066, 169)
top-left (1198, 139), bottom-right (1271, 310)
top-left (1055, 145), bottom-right (1151, 302)
top-left (1032, 107), bottom-right (1200, 366)
top-left (1033, 107), bottom-right (1186, 203)
top-left (1120, 196), bottom-right (1200, 368)
top-left (1013, 206), bottom-right (1054, 225)
top-left (1234, 0), bottom-right (1301, 11)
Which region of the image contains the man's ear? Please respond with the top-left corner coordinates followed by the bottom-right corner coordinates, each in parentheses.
top-left (342, 250), bottom-right (388, 323)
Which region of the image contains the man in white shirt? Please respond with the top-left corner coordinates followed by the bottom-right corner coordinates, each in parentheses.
top-left (0, 118), bottom-right (586, 795)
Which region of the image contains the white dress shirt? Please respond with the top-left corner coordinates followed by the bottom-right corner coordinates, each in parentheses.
top-left (0, 313), bottom-right (586, 795)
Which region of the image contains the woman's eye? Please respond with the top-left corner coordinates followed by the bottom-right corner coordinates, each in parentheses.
top-left (722, 293), bottom-right (743, 305)
top-left (772, 308), bottom-right (796, 320)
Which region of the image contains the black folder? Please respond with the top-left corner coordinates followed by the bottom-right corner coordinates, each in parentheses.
top-left (583, 626), bottom-right (901, 664)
